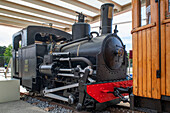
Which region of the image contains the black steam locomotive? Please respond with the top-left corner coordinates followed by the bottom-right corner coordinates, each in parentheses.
top-left (12, 3), bottom-right (132, 110)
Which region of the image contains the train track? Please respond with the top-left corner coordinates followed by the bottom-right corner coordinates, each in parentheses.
top-left (106, 105), bottom-right (143, 113)
top-left (21, 92), bottom-right (89, 113)
top-left (21, 93), bottom-right (143, 113)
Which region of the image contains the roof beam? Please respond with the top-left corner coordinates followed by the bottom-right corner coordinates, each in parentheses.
top-left (0, 0), bottom-right (75, 24)
top-left (22, 0), bottom-right (93, 21)
top-left (91, 6), bottom-right (131, 24)
top-left (60, 0), bottom-right (100, 14)
top-left (0, 19), bottom-right (28, 28)
top-left (97, 0), bottom-right (122, 11)
top-left (0, 7), bottom-right (72, 28)
top-left (0, 19), bottom-right (70, 31)
top-left (122, 3), bottom-right (132, 11)
top-left (0, 14), bottom-right (65, 30)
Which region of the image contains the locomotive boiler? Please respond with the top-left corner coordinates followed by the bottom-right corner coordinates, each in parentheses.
top-left (12, 3), bottom-right (132, 111)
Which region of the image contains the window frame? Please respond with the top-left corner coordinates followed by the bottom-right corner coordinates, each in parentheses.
top-left (166, 0), bottom-right (170, 18)
top-left (139, 0), bottom-right (151, 27)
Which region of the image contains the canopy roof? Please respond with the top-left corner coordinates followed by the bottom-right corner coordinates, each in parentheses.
top-left (0, 0), bottom-right (131, 31)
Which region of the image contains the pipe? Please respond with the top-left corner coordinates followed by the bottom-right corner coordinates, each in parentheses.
top-left (52, 52), bottom-right (70, 57)
top-left (59, 69), bottom-right (72, 72)
top-left (59, 57), bottom-right (93, 68)
top-left (59, 37), bottom-right (90, 52)
top-left (70, 57), bottom-right (93, 68)
top-left (57, 73), bottom-right (75, 77)
top-left (158, 0), bottom-right (161, 78)
top-left (90, 31), bottom-right (99, 37)
top-left (155, 0), bottom-right (161, 78)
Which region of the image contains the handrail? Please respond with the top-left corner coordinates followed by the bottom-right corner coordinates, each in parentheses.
top-left (162, 19), bottom-right (170, 24)
top-left (131, 22), bottom-right (156, 34)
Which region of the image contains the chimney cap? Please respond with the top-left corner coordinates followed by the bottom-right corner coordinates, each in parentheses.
top-left (101, 3), bottom-right (114, 7)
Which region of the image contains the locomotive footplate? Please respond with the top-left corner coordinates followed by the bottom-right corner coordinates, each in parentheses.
top-left (86, 80), bottom-right (133, 103)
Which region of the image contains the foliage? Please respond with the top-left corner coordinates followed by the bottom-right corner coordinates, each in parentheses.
top-left (0, 46), bottom-right (6, 56)
top-left (3, 45), bottom-right (12, 63)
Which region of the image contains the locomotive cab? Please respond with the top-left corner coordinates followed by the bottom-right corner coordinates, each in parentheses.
top-left (12, 26), bottom-right (72, 90)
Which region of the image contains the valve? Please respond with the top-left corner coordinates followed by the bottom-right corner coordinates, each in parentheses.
top-left (76, 12), bottom-right (86, 23)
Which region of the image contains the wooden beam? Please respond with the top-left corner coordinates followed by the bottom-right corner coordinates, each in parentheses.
top-left (91, 7), bottom-right (132, 24)
top-left (0, 23), bottom-right (22, 28)
top-left (0, 7), bottom-right (72, 28)
top-left (97, 0), bottom-right (122, 11)
top-left (0, 19), bottom-right (27, 28)
top-left (22, 0), bottom-right (93, 21)
top-left (0, 14), bottom-right (65, 30)
top-left (0, 0), bottom-right (75, 24)
top-left (132, 0), bottom-right (140, 29)
top-left (122, 2), bottom-right (132, 11)
top-left (60, 0), bottom-right (100, 14)
top-left (114, 7), bottom-right (131, 16)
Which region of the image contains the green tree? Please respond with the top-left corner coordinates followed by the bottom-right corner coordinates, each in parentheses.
top-left (3, 45), bottom-right (12, 63)
top-left (0, 46), bottom-right (6, 56)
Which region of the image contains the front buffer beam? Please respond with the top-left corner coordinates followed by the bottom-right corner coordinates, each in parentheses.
top-left (86, 80), bottom-right (133, 103)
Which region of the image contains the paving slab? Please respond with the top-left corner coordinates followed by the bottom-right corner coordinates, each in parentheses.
top-left (0, 100), bottom-right (47, 113)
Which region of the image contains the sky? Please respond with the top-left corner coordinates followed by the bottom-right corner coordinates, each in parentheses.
top-left (0, 25), bottom-right (21, 47)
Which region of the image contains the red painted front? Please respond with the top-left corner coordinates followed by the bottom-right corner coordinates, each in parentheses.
top-left (86, 80), bottom-right (133, 103)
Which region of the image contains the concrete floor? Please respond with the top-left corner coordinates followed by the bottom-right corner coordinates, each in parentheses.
top-left (0, 100), bottom-right (47, 113)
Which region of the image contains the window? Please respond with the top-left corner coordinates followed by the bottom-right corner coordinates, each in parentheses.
top-left (169, 0), bottom-right (170, 12)
top-left (140, 0), bottom-right (151, 26)
top-left (166, 0), bottom-right (170, 18)
top-left (13, 34), bottom-right (21, 51)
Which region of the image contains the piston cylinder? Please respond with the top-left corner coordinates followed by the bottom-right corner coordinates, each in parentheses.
top-left (39, 63), bottom-right (57, 76)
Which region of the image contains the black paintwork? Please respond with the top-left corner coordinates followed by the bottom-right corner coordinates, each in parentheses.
top-left (100, 3), bottom-right (114, 34)
top-left (12, 3), bottom-right (129, 110)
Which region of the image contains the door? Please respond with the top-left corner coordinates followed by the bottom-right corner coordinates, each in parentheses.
top-left (161, 0), bottom-right (170, 96)
top-left (132, 0), bottom-right (161, 99)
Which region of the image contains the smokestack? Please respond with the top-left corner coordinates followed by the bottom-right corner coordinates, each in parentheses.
top-left (100, 3), bottom-right (114, 34)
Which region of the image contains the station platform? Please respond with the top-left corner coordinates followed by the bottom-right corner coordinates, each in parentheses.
top-left (0, 100), bottom-right (47, 113)
top-left (0, 72), bottom-right (47, 113)
top-left (0, 76), bottom-right (20, 103)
